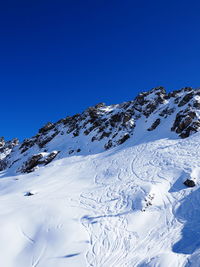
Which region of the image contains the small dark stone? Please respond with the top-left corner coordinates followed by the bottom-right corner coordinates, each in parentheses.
top-left (24, 191), bottom-right (34, 196)
top-left (91, 136), bottom-right (97, 142)
top-left (183, 179), bottom-right (196, 187)
top-left (104, 140), bottom-right (113, 150)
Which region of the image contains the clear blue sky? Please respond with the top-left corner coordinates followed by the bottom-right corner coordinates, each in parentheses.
top-left (1, 0), bottom-right (200, 140)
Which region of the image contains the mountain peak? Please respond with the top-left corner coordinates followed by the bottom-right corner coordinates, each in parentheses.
top-left (1, 86), bottom-right (200, 174)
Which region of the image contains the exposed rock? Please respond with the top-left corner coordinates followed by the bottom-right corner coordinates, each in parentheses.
top-left (111, 114), bottom-right (122, 123)
top-left (178, 92), bottom-right (194, 107)
top-left (171, 109), bottom-right (200, 138)
top-left (167, 88), bottom-right (182, 98)
top-left (37, 131), bottom-right (58, 148)
top-left (159, 107), bottom-right (175, 117)
top-left (24, 191), bottom-right (34, 196)
top-left (20, 138), bottom-right (35, 153)
top-left (21, 154), bottom-right (43, 173)
top-left (123, 113), bottom-right (132, 124)
top-left (0, 137), bottom-right (5, 148)
top-left (183, 179), bottom-right (196, 187)
top-left (117, 133), bottom-right (130, 145)
top-left (147, 118), bottom-right (161, 131)
top-left (43, 151), bottom-right (60, 165)
top-left (104, 140), bottom-right (113, 150)
top-left (20, 151), bottom-right (59, 173)
top-left (0, 159), bottom-right (7, 171)
top-left (99, 131), bottom-right (111, 140)
top-left (95, 102), bottom-right (105, 108)
top-left (39, 122), bottom-right (55, 134)
top-left (193, 101), bottom-right (200, 109)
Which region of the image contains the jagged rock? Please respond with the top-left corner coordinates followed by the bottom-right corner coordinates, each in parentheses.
top-left (0, 137), bottom-right (5, 148)
top-left (99, 131), bottom-right (111, 140)
top-left (171, 107), bottom-right (200, 138)
top-left (84, 129), bottom-right (90, 136)
top-left (0, 159), bottom-right (7, 171)
top-left (117, 133), bottom-right (130, 145)
top-left (193, 101), bottom-right (200, 109)
top-left (91, 136), bottom-right (97, 142)
top-left (37, 131), bottom-right (58, 148)
top-left (111, 114), bottom-right (122, 123)
top-left (104, 140), bottom-right (113, 150)
top-left (39, 122), bottom-right (55, 133)
top-left (20, 151), bottom-right (59, 173)
top-left (134, 87), bottom-right (167, 118)
top-left (183, 87), bottom-right (193, 92)
top-left (178, 92), bottom-right (194, 107)
top-left (20, 138), bottom-right (35, 153)
top-left (159, 107), bottom-right (175, 117)
top-left (95, 102), bottom-right (105, 108)
top-left (123, 113), bottom-right (132, 124)
top-left (167, 88), bottom-right (182, 98)
top-left (87, 107), bottom-right (99, 119)
top-left (183, 179), bottom-right (196, 187)
top-left (21, 154), bottom-right (43, 173)
top-left (43, 151), bottom-right (60, 165)
top-left (147, 118), bottom-right (161, 131)
top-left (73, 130), bottom-right (79, 137)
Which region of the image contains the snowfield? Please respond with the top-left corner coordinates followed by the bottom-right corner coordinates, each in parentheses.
top-left (1, 129), bottom-right (200, 267)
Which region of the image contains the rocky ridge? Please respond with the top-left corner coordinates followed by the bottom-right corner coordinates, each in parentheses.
top-left (1, 86), bottom-right (200, 173)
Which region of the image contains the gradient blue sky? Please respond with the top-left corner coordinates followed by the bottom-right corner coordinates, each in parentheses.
top-left (1, 0), bottom-right (200, 140)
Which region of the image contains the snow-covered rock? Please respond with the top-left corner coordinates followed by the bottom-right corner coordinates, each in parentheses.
top-left (2, 86), bottom-right (200, 174)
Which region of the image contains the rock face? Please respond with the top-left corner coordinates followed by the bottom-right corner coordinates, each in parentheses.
top-left (20, 151), bottom-right (60, 173)
top-left (1, 86), bottom-right (200, 174)
top-left (0, 137), bottom-right (19, 171)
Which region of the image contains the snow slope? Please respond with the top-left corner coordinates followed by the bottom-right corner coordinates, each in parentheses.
top-left (1, 128), bottom-right (200, 266)
top-left (1, 87), bottom-right (200, 266)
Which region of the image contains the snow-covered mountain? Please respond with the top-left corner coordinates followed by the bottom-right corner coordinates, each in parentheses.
top-left (1, 86), bottom-right (200, 266)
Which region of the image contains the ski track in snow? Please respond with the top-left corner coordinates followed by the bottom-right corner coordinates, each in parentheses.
top-left (2, 133), bottom-right (200, 266)
top-left (78, 140), bottom-right (196, 267)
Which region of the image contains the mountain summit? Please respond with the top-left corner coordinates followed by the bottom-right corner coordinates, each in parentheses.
top-left (1, 86), bottom-right (200, 174)
top-left (1, 87), bottom-right (200, 267)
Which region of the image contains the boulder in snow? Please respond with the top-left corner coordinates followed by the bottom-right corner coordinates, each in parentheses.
top-left (183, 179), bottom-right (196, 187)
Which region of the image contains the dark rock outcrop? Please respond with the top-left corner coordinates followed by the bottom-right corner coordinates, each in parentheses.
top-left (147, 118), bottom-right (161, 131)
top-left (183, 179), bottom-right (196, 187)
top-left (20, 151), bottom-right (59, 173)
top-left (171, 109), bottom-right (200, 138)
top-left (39, 122), bottom-right (55, 134)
